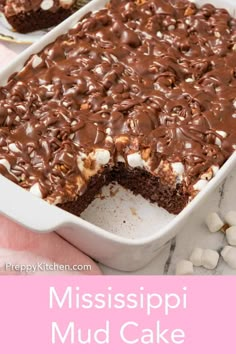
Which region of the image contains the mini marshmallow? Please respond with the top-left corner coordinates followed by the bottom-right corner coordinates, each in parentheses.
top-left (30, 183), bottom-right (43, 199)
top-left (215, 131), bottom-right (227, 146)
top-left (8, 143), bottom-right (20, 153)
top-left (105, 136), bottom-right (113, 144)
top-left (40, 0), bottom-right (54, 10)
top-left (171, 162), bottom-right (184, 176)
top-left (189, 248), bottom-right (203, 267)
top-left (215, 137), bottom-right (222, 146)
top-left (127, 152), bottom-right (144, 168)
top-left (189, 248), bottom-right (219, 270)
top-left (216, 130), bottom-right (227, 138)
top-left (205, 212), bottom-right (224, 232)
top-left (200, 169), bottom-right (213, 181)
top-left (185, 77), bottom-right (194, 83)
top-left (211, 165), bottom-right (219, 176)
top-left (26, 125), bottom-right (33, 135)
top-left (221, 246), bottom-right (236, 269)
top-left (31, 55), bottom-right (43, 69)
top-left (156, 31), bottom-right (163, 38)
top-left (175, 260), bottom-right (194, 275)
top-left (193, 179), bottom-right (208, 191)
top-left (0, 159), bottom-right (11, 172)
top-left (225, 211), bottom-right (236, 226)
top-left (201, 249), bottom-right (219, 270)
top-left (77, 156), bottom-right (84, 171)
top-left (226, 226), bottom-right (236, 246)
top-left (106, 127), bottom-right (112, 135)
top-left (117, 155), bottom-right (125, 163)
top-left (94, 149), bottom-right (110, 165)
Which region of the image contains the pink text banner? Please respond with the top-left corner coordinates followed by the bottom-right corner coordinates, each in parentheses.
top-left (0, 276), bottom-right (235, 353)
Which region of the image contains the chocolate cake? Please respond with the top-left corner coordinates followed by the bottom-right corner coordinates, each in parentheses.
top-left (0, 0), bottom-right (236, 216)
top-left (0, 0), bottom-right (88, 33)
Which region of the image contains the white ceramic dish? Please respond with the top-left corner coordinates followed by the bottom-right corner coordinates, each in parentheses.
top-left (0, 0), bottom-right (235, 271)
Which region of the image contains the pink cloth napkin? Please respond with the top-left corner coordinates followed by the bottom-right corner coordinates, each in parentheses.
top-left (0, 43), bottom-right (16, 66)
top-left (0, 44), bottom-right (102, 275)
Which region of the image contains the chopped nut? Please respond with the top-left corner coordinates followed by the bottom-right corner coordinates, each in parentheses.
top-left (60, 165), bottom-right (69, 173)
top-left (80, 103), bottom-right (89, 110)
top-left (191, 108), bottom-right (199, 115)
top-left (141, 148), bottom-right (151, 161)
top-left (115, 136), bottom-right (130, 145)
top-left (83, 157), bottom-right (93, 169)
top-left (220, 223), bottom-right (230, 234)
top-left (136, 0), bottom-right (146, 5)
top-left (184, 6), bottom-right (196, 16)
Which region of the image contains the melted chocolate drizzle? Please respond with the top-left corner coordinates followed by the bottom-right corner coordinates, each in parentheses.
top-left (0, 0), bottom-right (236, 203)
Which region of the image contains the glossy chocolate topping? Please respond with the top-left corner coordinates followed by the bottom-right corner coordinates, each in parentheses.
top-left (0, 0), bottom-right (236, 204)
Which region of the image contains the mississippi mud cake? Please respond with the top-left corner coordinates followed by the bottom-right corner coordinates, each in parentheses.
top-left (0, 0), bottom-right (236, 216)
top-left (0, 0), bottom-right (88, 33)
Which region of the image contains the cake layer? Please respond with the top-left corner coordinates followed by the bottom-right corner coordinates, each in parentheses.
top-left (0, 0), bottom-right (235, 215)
top-left (60, 164), bottom-right (189, 216)
top-left (1, 0), bottom-right (80, 33)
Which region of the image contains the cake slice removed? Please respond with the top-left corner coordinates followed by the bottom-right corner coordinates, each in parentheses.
top-left (0, 0), bottom-right (88, 33)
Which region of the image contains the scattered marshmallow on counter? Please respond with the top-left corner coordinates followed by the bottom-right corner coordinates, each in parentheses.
top-left (175, 260), bottom-right (194, 275)
top-left (221, 246), bottom-right (236, 269)
top-left (225, 211), bottom-right (236, 226)
top-left (189, 248), bottom-right (202, 267)
top-left (205, 212), bottom-right (224, 232)
top-left (201, 249), bottom-right (219, 270)
top-left (226, 226), bottom-right (236, 246)
top-left (175, 210), bottom-right (236, 275)
top-left (190, 248), bottom-right (219, 270)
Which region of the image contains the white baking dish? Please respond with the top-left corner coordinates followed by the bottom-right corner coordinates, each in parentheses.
top-left (0, 0), bottom-right (235, 271)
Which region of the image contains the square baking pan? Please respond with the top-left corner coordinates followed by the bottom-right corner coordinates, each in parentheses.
top-left (0, 0), bottom-right (235, 271)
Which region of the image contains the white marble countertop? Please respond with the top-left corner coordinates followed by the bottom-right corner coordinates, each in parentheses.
top-left (100, 169), bottom-right (236, 275)
top-left (3, 41), bottom-right (236, 276)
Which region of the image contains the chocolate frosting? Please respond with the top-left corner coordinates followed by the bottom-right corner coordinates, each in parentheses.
top-left (0, 0), bottom-right (236, 204)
